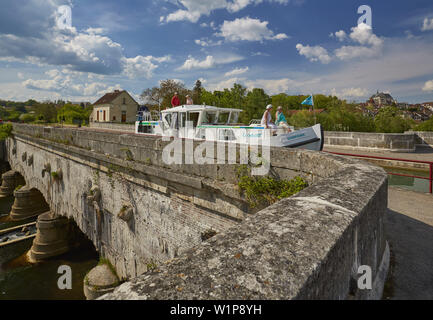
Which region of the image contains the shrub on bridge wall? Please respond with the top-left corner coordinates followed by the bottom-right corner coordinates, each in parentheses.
top-left (237, 165), bottom-right (308, 209)
top-left (0, 123), bottom-right (13, 141)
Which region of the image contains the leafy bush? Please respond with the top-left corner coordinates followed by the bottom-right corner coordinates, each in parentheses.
top-left (238, 175), bottom-right (308, 208)
top-left (414, 118), bottom-right (433, 131)
top-left (0, 123), bottom-right (13, 140)
top-left (374, 107), bottom-right (414, 133)
top-left (20, 113), bottom-right (36, 123)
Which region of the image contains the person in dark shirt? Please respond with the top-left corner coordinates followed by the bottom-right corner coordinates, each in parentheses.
top-left (171, 92), bottom-right (180, 107)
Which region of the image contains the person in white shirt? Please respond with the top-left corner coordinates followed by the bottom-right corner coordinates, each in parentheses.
top-left (186, 95), bottom-right (193, 105)
top-left (261, 104), bottom-right (277, 130)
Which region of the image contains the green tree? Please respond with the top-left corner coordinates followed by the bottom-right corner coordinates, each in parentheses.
top-left (241, 88), bottom-right (270, 124)
top-left (20, 113), bottom-right (36, 123)
top-left (374, 106), bottom-right (413, 133)
top-left (57, 104), bottom-right (88, 124)
top-left (414, 117), bottom-right (433, 131)
top-left (192, 80), bottom-right (203, 105)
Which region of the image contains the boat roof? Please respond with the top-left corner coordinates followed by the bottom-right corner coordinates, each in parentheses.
top-left (161, 105), bottom-right (243, 113)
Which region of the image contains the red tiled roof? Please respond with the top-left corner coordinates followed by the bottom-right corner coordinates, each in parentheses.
top-left (93, 90), bottom-right (125, 105)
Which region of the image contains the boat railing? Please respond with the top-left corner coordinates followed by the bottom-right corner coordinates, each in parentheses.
top-left (249, 119), bottom-right (261, 125)
top-left (151, 110), bottom-right (160, 121)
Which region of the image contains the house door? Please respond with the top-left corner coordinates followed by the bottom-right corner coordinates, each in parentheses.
top-left (122, 111), bottom-right (126, 123)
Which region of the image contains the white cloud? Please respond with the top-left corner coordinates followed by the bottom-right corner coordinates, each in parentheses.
top-left (178, 55), bottom-right (216, 70)
top-left (334, 45), bottom-right (382, 60)
top-left (331, 87), bottom-right (368, 99)
top-left (334, 23), bottom-right (383, 60)
top-left (85, 27), bottom-right (107, 35)
top-left (422, 80), bottom-right (433, 91)
top-left (177, 54), bottom-right (243, 70)
top-left (421, 18), bottom-right (433, 31)
top-left (194, 38), bottom-right (223, 47)
top-left (245, 78), bottom-right (292, 95)
top-left (251, 52), bottom-right (270, 57)
top-left (349, 23), bottom-right (383, 47)
top-left (21, 68), bottom-right (123, 99)
top-left (217, 17), bottom-right (288, 42)
top-left (0, 2), bottom-right (170, 79)
top-left (162, 0), bottom-right (292, 23)
top-left (296, 44), bottom-right (331, 64)
top-left (207, 77), bottom-right (243, 91)
top-left (332, 30), bottom-right (347, 41)
top-left (225, 67), bottom-right (249, 77)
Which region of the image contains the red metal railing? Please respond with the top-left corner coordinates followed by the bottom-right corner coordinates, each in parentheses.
top-left (326, 152), bottom-right (433, 194)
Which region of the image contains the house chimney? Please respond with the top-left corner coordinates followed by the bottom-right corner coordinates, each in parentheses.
top-left (114, 90), bottom-right (120, 93)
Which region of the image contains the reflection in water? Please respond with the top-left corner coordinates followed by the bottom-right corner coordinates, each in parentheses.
top-left (384, 167), bottom-right (430, 194)
top-left (0, 196), bottom-right (98, 300)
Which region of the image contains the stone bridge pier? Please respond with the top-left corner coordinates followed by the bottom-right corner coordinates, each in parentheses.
top-left (0, 169), bottom-right (88, 264)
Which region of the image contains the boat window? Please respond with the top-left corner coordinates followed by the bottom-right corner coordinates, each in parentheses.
top-left (170, 112), bottom-right (178, 129)
top-left (229, 112), bottom-right (239, 124)
top-left (188, 112), bottom-right (200, 128)
top-left (202, 111), bottom-right (217, 125)
top-left (164, 113), bottom-right (172, 126)
top-left (179, 112), bottom-right (187, 128)
top-left (217, 112), bottom-right (230, 124)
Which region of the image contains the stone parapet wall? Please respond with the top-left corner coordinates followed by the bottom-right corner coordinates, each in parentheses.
top-left (89, 122), bottom-right (135, 132)
top-left (324, 131), bottom-right (416, 152)
top-left (407, 131), bottom-right (433, 148)
top-left (102, 147), bottom-right (389, 300)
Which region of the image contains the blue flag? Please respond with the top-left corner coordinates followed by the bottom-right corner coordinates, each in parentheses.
top-left (301, 95), bottom-right (313, 106)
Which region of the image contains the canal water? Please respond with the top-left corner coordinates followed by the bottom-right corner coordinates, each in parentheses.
top-left (0, 196), bottom-right (99, 300)
top-left (384, 167), bottom-right (431, 194)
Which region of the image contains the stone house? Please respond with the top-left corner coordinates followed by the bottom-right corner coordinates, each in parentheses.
top-left (90, 90), bottom-right (139, 123)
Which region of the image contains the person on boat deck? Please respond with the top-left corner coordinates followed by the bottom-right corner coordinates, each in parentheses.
top-left (261, 104), bottom-right (278, 132)
top-left (171, 92), bottom-right (180, 108)
top-left (275, 106), bottom-right (291, 132)
top-left (186, 95), bottom-right (193, 105)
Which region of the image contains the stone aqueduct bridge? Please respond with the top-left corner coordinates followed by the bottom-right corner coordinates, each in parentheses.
top-left (0, 124), bottom-right (389, 299)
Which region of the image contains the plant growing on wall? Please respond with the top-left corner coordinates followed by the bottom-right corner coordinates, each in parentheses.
top-left (0, 123), bottom-right (13, 141)
top-left (51, 169), bottom-right (63, 182)
top-left (237, 166), bottom-right (308, 209)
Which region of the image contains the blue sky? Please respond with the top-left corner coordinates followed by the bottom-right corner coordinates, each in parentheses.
top-left (1, 0), bottom-right (433, 103)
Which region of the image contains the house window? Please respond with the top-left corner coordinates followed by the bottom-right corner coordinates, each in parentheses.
top-left (103, 110), bottom-right (106, 121)
top-left (123, 98), bottom-right (126, 104)
top-left (113, 116), bottom-right (116, 121)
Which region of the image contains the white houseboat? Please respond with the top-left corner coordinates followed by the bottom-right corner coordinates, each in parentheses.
top-left (135, 105), bottom-right (324, 151)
